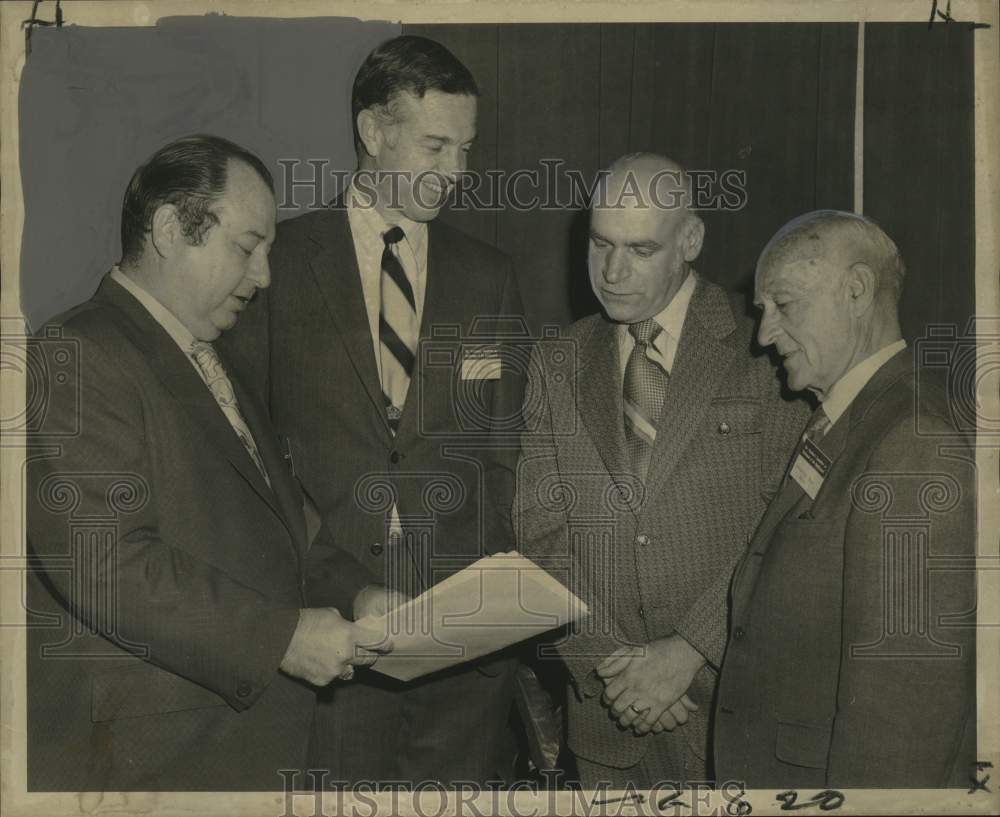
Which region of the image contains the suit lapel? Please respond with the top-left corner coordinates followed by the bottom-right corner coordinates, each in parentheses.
top-left (305, 206), bottom-right (392, 438)
top-left (94, 278), bottom-right (291, 530)
top-left (643, 278), bottom-right (736, 499)
top-left (228, 354), bottom-right (306, 556)
top-left (576, 318), bottom-right (631, 479)
top-left (735, 346), bottom-right (913, 610)
top-left (844, 347), bottom-right (912, 431)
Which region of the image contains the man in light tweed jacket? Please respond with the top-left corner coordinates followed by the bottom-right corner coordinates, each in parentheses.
top-left (515, 153), bottom-right (807, 788)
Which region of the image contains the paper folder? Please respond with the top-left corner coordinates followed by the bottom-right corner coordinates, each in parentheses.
top-left (356, 551), bottom-right (588, 682)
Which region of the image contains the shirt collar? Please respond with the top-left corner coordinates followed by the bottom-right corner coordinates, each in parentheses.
top-left (652, 269), bottom-right (697, 340)
top-left (110, 266), bottom-right (198, 353)
top-left (618, 269), bottom-right (698, 341)
top-left (820, 338), bottom-right (907, 426)
top-left (346, 178), bottom-right (427, 258)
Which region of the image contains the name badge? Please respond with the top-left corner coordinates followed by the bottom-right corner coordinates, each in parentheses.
top-left (461, 345), bottom-right (502, 381)
top-left (789, 438), bottom-right (832, 500)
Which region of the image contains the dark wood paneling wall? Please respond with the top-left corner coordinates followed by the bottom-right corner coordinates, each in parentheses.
top-left (864, 23), bottom-right (976, 343)
top-left (405, 22), bottom-right (975, 342)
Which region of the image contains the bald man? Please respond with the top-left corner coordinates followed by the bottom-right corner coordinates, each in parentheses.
top-left (714, 211), bottom-right (977, 787)
top-left (515, 154), bottom-right (807, 788)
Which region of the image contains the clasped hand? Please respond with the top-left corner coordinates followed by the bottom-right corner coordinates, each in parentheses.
top-left (596, 634), bottom-right (704, 736)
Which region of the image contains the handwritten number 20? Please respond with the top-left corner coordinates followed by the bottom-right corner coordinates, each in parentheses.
top-left (776, 790), bottom-right (845, 811)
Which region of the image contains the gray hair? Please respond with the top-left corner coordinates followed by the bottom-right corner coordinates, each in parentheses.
top-left (760, 209), bottom-right (905, 303)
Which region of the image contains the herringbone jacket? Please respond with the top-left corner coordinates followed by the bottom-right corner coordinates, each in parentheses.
top-left (515, 277), bottom-right (808, 771)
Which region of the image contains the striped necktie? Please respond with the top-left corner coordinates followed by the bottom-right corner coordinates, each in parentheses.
top-left (623, 319), bottom-right (668, 480)
top-left (379, 225), bottom-right (418, 435)
top-left (189, 341), bottom-right (270, 486)
top-left (780, 406), bottom-right (832, 489)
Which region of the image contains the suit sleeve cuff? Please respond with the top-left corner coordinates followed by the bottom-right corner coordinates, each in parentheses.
top-left (229, 605), bottom-right (301, 710)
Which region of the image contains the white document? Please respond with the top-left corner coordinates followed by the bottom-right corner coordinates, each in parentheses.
top-left (357, 551), bottom-right (588, 682)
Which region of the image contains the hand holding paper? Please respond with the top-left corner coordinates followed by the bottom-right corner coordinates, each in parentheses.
top-left (356, 551), bottom-right (588, 681)
top-left (280, 607), bottom-right (391, 686)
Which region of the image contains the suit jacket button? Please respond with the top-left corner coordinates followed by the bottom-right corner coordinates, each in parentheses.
top-left (638, 605), bottom-right (645, 619)
top-left (370, 542), bottom-right (384, 556)
top-left (733, 626), bottom-right (746, 640)
top-left (389, 450), bottom-right (401, 464)
top-left (236, 681), bottom-right (253, 698)
top-left (635, 534), bottom-right (650, 547)
top-left (718, 421), bottom-right (732, 435)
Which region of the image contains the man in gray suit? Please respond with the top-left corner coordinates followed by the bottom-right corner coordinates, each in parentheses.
top-left (515, 153), bottom-right (807, 788)
top-left (714, 211), bottom-right (976, 787)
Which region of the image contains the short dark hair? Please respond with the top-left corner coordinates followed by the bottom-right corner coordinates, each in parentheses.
top-left (119, 134), bottom-right (274, 266)
top-left (351, 35), bottom-right (479, 152)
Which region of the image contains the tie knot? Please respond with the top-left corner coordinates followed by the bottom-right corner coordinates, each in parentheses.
top-left (383, 226), bottom-right (405, 247)
top-left (805, 407), bottom-right (831, 441)
top-left (190, 339), bottom-right (215, 358)
top-left (189, 340), bottom-right (222, 372)
top-left (629, 319), bottom-right (661, 347)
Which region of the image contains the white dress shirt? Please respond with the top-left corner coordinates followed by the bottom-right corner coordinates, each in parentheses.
top-left (110, 266), bottom-right (267, 462)
top-left (345, 182), bottom-right (429, 542)
top-left (110, 266), bottom-right (203, 375)
top-left (820, 338), bottom-right (908, 428)
top-left (617, 269), bottom-right (699, 380)
top-left (346, 180), bottom-right (428, 383)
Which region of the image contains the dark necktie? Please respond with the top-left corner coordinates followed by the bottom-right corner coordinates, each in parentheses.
top-left (378, 225), bottom-right (418, 435)
top-left (623, 319), bottom-right (668, 480)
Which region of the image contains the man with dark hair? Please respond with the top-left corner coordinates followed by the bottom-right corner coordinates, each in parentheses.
top-left (222, 35), bottom-right (526, 784)
top-left (714, 211), bottom-right (977, 787)
top-left (118, 134), bottom-right (275, 265)
top-left (27, 134), bottom-right (386, 791)
top-left (515, 153), bottom-right (807, 788)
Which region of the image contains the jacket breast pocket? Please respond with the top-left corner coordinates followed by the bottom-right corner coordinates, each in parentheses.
top-left (774, 719), bottom-right (833, 770)
top-left (91, 663), bottom-right (230, 723)
top-left (707, 397), bottom-right (763, 438)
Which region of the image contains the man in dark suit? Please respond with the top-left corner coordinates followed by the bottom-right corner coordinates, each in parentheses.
top-left (220, 36), bottom-right (526, 783)
top-left (26, 135), bottom-right (384, 792)
top-left (714, 210), bottom-right (977, 788)
top-left (514, 153), bottom-right (807, 788)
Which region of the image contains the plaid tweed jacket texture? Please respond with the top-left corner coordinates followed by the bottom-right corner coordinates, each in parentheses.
top-left (515, 277), bottom-right (808, 772)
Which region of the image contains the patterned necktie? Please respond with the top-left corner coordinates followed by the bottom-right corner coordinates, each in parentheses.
top-left (379, 225), bottom-right (419, 435)
top-left (804, 406), bottom-right (832, 443)
top-left (781, 406), bottom-right (831, 488)
top-left (623, 319), bottom-right (668, 480)
top-left (189, 341), bottom-right (270, 486)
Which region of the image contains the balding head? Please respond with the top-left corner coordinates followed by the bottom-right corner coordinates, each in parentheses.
top-left (759, 210), bottom-right (905, 307)
top-left (593, 152), bottom-right (693, 213)
top-left (588, 153), bottom-right (705, 324)
top-left (754, 210), bottom-right (904, 398)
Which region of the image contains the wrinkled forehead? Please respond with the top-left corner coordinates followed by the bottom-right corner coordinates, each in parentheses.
top-left (755, 238), bottom-right (833, 299)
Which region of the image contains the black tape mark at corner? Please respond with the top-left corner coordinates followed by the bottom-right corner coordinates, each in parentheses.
top-left (22, 0), bottom-right (65, 57)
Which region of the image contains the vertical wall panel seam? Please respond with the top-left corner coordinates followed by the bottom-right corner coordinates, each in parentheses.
top-left (854, 21), bottom-right (865, 214)
top-left (628, 25), bottom-right (637, 150)
top-left (813, 26), bottom-right (823, 210)
top-left (494, 24), bottom-right (501, 248)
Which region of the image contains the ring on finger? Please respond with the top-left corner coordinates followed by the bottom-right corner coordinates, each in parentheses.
top-left (627, 702), bottom-right (648, 713)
